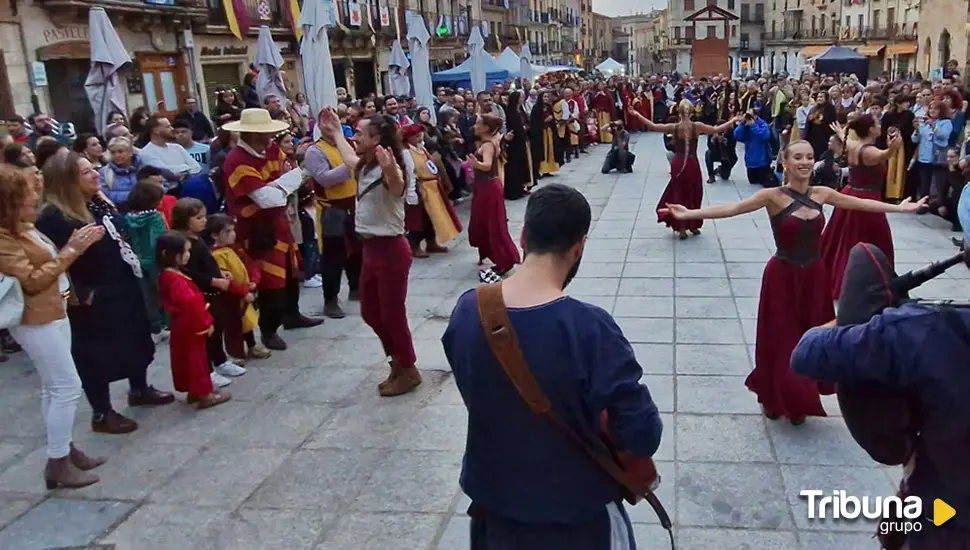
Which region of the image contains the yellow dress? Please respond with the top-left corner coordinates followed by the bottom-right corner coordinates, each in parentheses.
top-left (408, 146), bottom-right (461, 244)
top-left (211, 246), bottom-right (259, 334)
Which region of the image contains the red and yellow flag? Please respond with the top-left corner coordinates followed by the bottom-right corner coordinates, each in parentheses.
top-left (284, 0), bottom-right (303, 41)
top-left (224, 0), bottom-right (252, 40)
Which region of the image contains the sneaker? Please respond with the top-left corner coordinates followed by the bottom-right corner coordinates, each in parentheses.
top-left (151, 330), bottom-right (171, 345)
top-left (215, 361), bottom-right (247, 377)
top-left (303, 276), bottom-right (322, 288)
top-left (478, 267), bottom-right (503, 284)
top-left (211, 372), bottom-right (233, 388)
top-left (247, 344), bottom-right (273, 359)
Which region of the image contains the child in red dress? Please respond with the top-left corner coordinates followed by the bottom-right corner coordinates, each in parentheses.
top-left (157, 232), bottom-right (232, 409)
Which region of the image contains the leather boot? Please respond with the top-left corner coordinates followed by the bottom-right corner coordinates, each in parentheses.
top-left (282, 313), bottom-right (324, 329)
top-left (379, 365), bottom-right (422, 397)
top-left (44, 456), bottom-right (99, 490)
top-left (69, 443), bottom-right (105, 471)
top-left (91, 411), bottom-right (138, 434)
top-left (378, 359), bottom-right (398, 391)
top-left (262, 332), bottom-right (288, 350)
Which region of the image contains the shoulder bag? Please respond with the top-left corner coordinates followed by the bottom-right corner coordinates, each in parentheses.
top-left (0, 274), bottom-right (24, 329)
top-left (475, 283), bottom-right (675, 549)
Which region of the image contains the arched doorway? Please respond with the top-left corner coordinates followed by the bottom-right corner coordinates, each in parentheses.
top-left (939, 29), bottom-right (952, 68)
top-left (924, 38), bottom-right (932, 74)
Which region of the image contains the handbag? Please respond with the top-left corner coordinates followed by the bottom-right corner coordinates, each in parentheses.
top-left (0, 274), bottom-right (25, 329)
top-left (474, 283), bottom-right (675, 549)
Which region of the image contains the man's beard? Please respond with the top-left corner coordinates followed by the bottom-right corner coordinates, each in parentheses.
top-left (563, 254), bottom-right (583, 290)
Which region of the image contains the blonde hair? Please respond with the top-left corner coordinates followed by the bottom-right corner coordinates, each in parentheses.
top-left (781, 140), bottom-right (813, 186)
top-left (41, 151), bottom-right (94, 224)
top-left (107, 136), bottom-right (133, 150)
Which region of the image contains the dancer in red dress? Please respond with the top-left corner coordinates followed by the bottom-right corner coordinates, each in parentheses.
top-left (467, 114), bottom-right (522, 283)
top-left (629, 100), bottom-right (740, 239)
top-left (156, 233), bottom-right (231, 409)
top-left (820, 116), bottom-right (905, 299)
top-left (660, 140), bottom-right (924, 424)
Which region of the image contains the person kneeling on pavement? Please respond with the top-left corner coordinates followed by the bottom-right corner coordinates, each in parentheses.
top-left (734, 110), bottom-right (776, 187)
top-left (601, 121), bottom-right (635, 174)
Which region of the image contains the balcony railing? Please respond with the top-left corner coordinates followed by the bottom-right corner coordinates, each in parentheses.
top-left (859, 22), bottom-right (918, 40)
top-left (669, 37), bottom-right (694, 45)
top-left (740, 14), bottom-right (765, 23)
top-left (764, 26), bottom-right (838, 41)
top-left (482, 0), bottom-right (508, 11)
top-left (208, 0), bottom-right (284, 28)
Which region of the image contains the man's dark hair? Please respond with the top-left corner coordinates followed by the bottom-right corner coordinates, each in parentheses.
top-left (523, 184), bottom-right (591, 255)
top-left (146, 114), bottom-right (169, 134)
top-left (172, 118), bottom-right (192, 131)
top-left (137, 165), bottom-right (164, 182)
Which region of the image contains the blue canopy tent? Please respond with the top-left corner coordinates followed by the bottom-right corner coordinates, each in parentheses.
top-left (432, 53), bottom-right (510, 88)
top-left (812, 46), bottom-right (869, 83)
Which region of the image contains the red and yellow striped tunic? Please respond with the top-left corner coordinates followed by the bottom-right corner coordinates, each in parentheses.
top-left (223, 143), bottom-right (298, 291)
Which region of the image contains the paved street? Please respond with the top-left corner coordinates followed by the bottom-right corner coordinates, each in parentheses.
top-left (0, 132), bottom-right (967, 550)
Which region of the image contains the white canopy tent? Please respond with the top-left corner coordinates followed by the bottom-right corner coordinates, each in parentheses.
top-left (595, 57), bottom-right (625, 75)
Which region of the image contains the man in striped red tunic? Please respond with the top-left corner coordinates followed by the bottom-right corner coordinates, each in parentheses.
top-left (222, 109), bottom-right (322, 350)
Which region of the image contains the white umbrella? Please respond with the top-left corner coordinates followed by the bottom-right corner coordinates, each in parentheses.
top-left (518, 43), bottom-right (534, 83)
top-left (299, 0), bottom-right (338, 117)
top-left (407, 12), bottom-right (435, 124)
top-left (85, 7), bottom-right (130, 134)
top-left (388, 39), bottom-right (411, 96)
top-left (467, 27), bottom-right (486, 94)
top-left (255, 26), bottom-right (288, 110)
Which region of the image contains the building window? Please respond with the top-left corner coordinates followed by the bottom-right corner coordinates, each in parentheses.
top-left (872, 9), bottom-right (880, 31)
top-left (740, 3), bottom-right (749, 19)
top-left (732, 25), bottom-right (737, 36)
top-left (728, 0), bottom-right (735, 8)
top-left (857, 13), bottom-right (863, 33)
top-left (821, 15), bottom-right (826, 33)
top-left (684, 0), bottom-right (695, 10)
top-left (674, 26), bottom-right (682, 39)
top-left (754, 2), bottom-right (764, 19)
top-left (708, 0), bottom-right (716, 6)
top-left (707, 24), bottom-right (717, 37)
top-left (686, 26), bottom-right (695, 39)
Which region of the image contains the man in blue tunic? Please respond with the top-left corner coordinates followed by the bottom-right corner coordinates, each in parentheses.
top-left (792, 294), bottom-right (970, 548)
top-left (442, 184), bottom-right (664, 549)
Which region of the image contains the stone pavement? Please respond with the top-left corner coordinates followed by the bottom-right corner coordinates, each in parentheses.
top-left (0, 133), bottom-right (967, 550)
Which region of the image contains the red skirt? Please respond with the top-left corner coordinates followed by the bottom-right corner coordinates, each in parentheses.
top-left (469, 174), bottom-right (521, 272)
top-left (404, 204), bottom-right (428, 233)
top-left (656, 155), bottom-right (703, 231)
top-left (819, 187), bottom-right (895, 300)
top-left (747, 256), bottom-right (836, 420)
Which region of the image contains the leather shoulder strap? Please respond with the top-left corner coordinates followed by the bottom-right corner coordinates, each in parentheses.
top-left (474, 283), bottom-right (642, 496)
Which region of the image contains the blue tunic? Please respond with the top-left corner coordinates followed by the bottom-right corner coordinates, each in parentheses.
top-left (442, 291), bottom-right (663, 547)
top-left (792, 304), bottom-right (970, 546)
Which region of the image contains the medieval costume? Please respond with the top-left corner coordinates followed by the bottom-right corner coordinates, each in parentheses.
top-left (590, 86), bottom-right (616, 143)
top-left (555, 96), bottom-right (581, 162)
top-left (503, 91), bottom-right (535, 199)
top-left (211, 244), bottom-right (262, 359)
top-left (529, 92), bottom-right (560, 177)
top-left (222, 109), bottom-right (319, 350)
top-left (304, 136), bottom-right (363, 319)
top-left (402, 124), bottom-right (462, 256)
top-left (159, 269), bottom-right (215, 401)
top-left (470, 140), bottom-right (521, 281)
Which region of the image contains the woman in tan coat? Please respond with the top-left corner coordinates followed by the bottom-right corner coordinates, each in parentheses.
top-left (0, 165), bottom-right (106, 489)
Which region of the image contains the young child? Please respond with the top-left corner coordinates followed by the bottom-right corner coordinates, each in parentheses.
top-left (137, 165), bottom-right (177, 227)
top-left (156, 232), bottom-right (232, 409)
top-left (170, 198), bottom-right (245, 387)
top-left (207, 213), bottom-right (272, 362)
top-left (585, 112), bottom-right (599, 145)
top-left (124, 181), bottom-right (169, 342)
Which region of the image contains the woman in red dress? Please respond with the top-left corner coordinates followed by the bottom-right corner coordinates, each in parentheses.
top-left (629, 100), bottom-right (740, 239)
top-left (157, 233), bottom-right (231, 409)
top-left (467, 114), bottom-right (522, 283)
top-left (660, 140), bottom-right (924, 424)
top-left (820, 115), bottom-right (902, 299)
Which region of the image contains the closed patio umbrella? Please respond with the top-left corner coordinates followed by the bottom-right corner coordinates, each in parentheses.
top-left (389, 39), bottom-right (411, 97)
top-left (255, 25), bottom-right (288, 110)
top-left (85, 7), bottom-right (131, 135)
top-left (518, 43), bottom-right (534, 83)
top-left (299, 0), bottom-right (338, 117)
top-left (467, 27), bottom-right (486, 94)
top-left (407, 12), bottom-right (435, 124)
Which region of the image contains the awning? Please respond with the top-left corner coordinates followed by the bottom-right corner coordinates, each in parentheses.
top-left (856, 45), bottom-right (885, 57)
top-left (887, 43), bottom-right (918, 56)
top-left (800, 46), bottom-right (829, 59)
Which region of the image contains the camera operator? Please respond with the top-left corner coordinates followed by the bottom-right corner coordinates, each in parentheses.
top-left (734, 109), bottom-right (776, 187)
top-left (791, 300), bottom-right (970, 548)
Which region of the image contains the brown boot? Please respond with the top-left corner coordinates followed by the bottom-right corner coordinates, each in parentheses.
top-left (44, 456), bottom-right (99, 490)
top-left (411, 242), bottom-right (429, 258)
top-left (379, 365), bottom-right (422, 397)
top-left (378, 360), bottom-right (398, 391)
top-left (323, 299), bottom-right (346, 319)
top-left (91, 411), bottom-right (138, 434)
top-left (69, 443), bottom-right (105, 471)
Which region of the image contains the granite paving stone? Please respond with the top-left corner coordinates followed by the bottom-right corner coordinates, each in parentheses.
top-left (1, 132), bottom-right (966, 548)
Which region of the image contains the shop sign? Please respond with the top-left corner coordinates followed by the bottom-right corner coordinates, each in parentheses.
top-left (43, 25), bottom-right (89, 45)
top-left (201, 45), bottom-right (249, 57)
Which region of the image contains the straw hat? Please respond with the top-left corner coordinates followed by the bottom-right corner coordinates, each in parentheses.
top-left (221, 108), bottom-right (289, 133)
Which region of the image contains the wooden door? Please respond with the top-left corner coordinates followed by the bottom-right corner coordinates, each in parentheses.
top-left (136, 53), bottom-right (190, 117)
